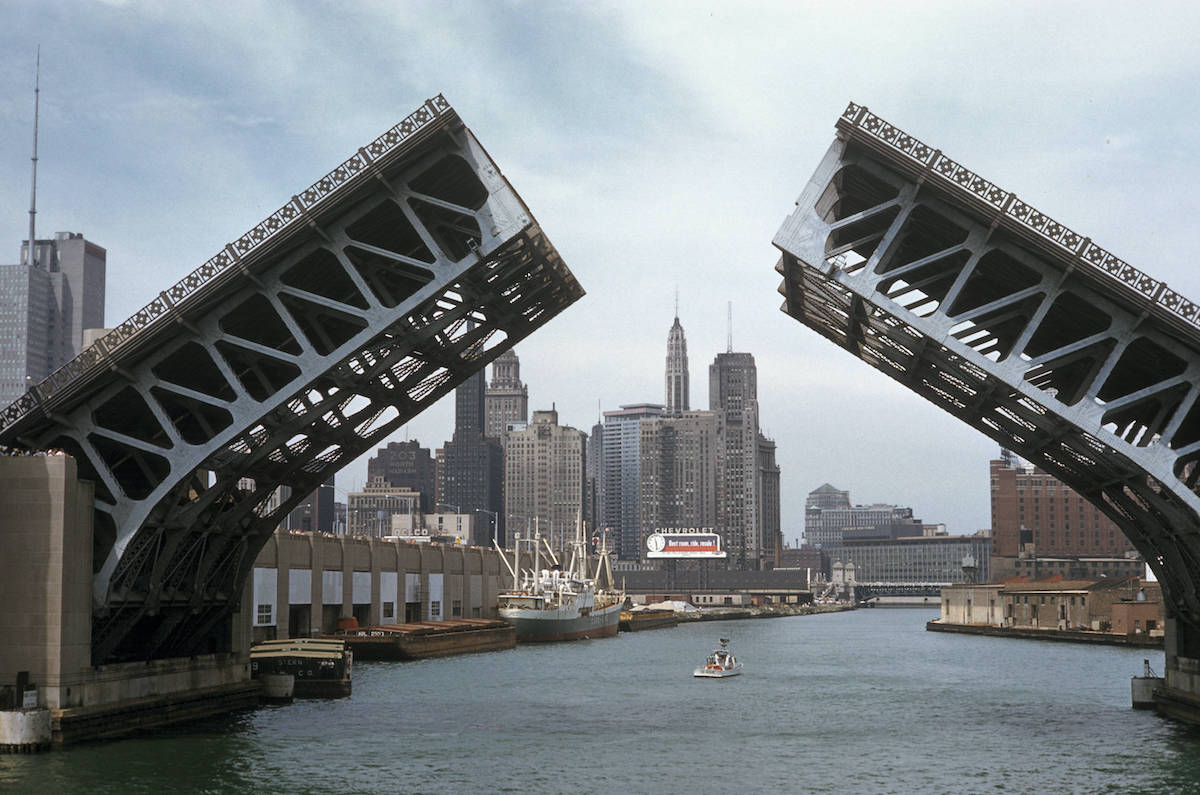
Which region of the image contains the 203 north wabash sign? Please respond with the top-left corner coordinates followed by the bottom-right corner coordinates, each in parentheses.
top-left (645, 530), bottom-right (726, 559)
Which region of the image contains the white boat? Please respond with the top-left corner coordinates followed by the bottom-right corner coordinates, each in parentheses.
top-left (693, 638), bottom-right (742, 678)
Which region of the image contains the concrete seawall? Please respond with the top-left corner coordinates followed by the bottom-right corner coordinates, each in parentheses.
top-left (926, 620), bottom-right (1162, 648)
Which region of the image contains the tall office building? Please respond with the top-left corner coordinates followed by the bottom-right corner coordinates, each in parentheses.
top-left (504, 408), bottom-right (586, 553)
top-left (485, 348), bottom-right (528, 443)
top-left (438, 369), bottom-right (504, 546)
top-left (710, 351), bottom-right (764, 568)
top-left (664, 315), bottom-right (689, 415)
top-left (0, 233), bottom-right (106, 406)
top-left (602, 403), bottom-right (664, 559)
top-left (989, 450), bottom-right (1133, 557)
top-left (638, 409), bottom-right (721, 557)
top-left (757, 434), bottom-right (782, 568)
top-left (367, 440), bottom-right (436, 512)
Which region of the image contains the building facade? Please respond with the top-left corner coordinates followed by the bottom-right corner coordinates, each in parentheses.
top-left (439, 369), bottom-right (504, 546)
top-left (757, 434), bottom-right (781, 568)
top-left (990, 449), bottom-right (1134, 557)
top-left (602, 403), bottom-right (664, 559)
top-left (0, 233), bottom-right (105, 406)
top-left (840, 531), bottom-right (992, 583)
top-left (484, 348), bottom-right (528, 443)
top-left (638, 409), bottom-right (721, 558)
top-left (347, 477), bottom-right (422, 537)
top-left (710, 351), bottom-right (763, 569)
top-left (504, 408), bottom-right (587, 554)
top-left (367, 440), bottom-right (436, 512)
top-left (804, 484), bottom-right (917, 551)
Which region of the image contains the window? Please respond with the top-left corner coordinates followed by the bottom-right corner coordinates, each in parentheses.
top-left (452, 600), bottom-right (463, 617)
top-left (431, 600), bottom-right (441, 616)
top-left (383, 601), bottom-right (395, 619)
top-left (256, 603), bottom-right (273, 625)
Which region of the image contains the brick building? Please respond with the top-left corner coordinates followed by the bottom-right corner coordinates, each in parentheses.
top-left (989, 449), bottom-right (1135, 557)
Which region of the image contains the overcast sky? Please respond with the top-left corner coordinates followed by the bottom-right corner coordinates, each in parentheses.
top-left (4, 1), bottom-right (1200, 544)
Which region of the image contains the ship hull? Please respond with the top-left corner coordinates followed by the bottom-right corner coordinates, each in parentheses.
top-left (500, 601), bottom-right (622, 642)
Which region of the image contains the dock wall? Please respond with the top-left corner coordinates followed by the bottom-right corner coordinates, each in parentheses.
top-left (247, 531), bottom-right (506, 641)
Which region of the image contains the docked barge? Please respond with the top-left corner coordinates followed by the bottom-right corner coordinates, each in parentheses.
top-left (249, 638), bottom-right (352, 698)
top-left (335, 619), bottom-right (515, 660)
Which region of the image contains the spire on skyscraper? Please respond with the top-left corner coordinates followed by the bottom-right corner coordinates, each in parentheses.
top-left (665, 309), bottom-right (689, 415)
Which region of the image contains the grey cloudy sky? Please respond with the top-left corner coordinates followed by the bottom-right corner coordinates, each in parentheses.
top-left (3, 1), bottom-right (1199, 543)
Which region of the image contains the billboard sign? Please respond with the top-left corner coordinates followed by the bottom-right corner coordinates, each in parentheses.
top-left (646, 529), bottom-right (725, 559)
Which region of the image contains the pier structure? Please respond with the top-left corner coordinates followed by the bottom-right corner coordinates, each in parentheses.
top-left (0, 95), bottom-right (582, 744)
top-left (774, 103), bottom-right (1200, 723)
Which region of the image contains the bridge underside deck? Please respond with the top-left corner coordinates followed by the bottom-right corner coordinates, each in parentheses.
top-left (774, 104), bottom-right (1200, 635)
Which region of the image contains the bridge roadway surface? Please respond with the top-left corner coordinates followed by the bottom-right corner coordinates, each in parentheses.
top-left (0, 95), bottom-right (584, 665)
top-left (774, 102), bottom-right (1200, 717)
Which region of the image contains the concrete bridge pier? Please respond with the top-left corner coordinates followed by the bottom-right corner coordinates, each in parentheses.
top-left (0, 455), bottom-right (258, 746)
top-left (1157, 614), bottom-right (1200, 723)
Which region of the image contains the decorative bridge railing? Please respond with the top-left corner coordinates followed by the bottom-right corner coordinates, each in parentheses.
top-left (775, 103), bottom-right (1200, 635)
top-left (0, 96), bottom-right (454, 433)
top-left (838, 103), bottom-right (1196, 327)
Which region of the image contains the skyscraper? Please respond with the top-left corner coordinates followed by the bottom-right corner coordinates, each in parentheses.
top-left (757, 434), bottom-right (781, 568)
top-left (504, 408), bottom-right (586, 553)
top-left (485, 348), bottom-right (528, 443)
top-left (0, 233), bottom-right (106, 406)
top-left (439, 369), bottom-right (504, 546)
top-left (665, 315), bottom-right (689, 415)
top-left (710, 351), bottom-right (763, 568)
top-left (639, 409), bottom-right (721, 557)
top-left (601, 403), bottom-right (664, 559)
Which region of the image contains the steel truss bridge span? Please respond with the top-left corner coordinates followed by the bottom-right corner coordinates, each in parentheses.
top-left (774, 103), bottom-right (1200, 640)
top-left (0, 96), bottom-right (584, 664)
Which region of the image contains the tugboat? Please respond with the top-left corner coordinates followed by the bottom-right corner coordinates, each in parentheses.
top-left (693, 638), bottom-right (742, 678)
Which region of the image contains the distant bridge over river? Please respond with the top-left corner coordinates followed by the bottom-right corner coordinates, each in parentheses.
top-left (0, 96), bottom-right (583, 665)
top-left (774, 103), bottom-right (1200, 721)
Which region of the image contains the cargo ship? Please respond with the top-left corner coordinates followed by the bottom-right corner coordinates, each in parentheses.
top-left (495, 518), bottom-right (623, 642)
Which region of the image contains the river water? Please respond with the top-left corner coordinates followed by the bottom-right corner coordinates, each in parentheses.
top-left (2, 609), bottom-right (1198, 794)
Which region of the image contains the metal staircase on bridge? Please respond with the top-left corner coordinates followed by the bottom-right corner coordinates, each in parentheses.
top-left (774, 102), bottom-right (1200, 636)
top-left (0, 95), bottom-right (584, 664)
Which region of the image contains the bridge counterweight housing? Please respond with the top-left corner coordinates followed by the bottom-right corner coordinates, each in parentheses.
top-left (0, 95), bottom-right (584, 664)
top-left (774, 103), bottom-right (1200, 655)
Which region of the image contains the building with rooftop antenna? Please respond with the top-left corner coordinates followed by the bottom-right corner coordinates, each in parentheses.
top-left (1, 52), bottom-right (106, 407)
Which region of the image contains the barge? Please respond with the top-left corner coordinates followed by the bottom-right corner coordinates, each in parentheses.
top-left (335, 619), bottom-right (515, 661)
top-left (249, 638), bottom-right (352, 698)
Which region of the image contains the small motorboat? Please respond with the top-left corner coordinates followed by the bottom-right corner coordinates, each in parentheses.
top-left (693, 637), bottom-right (742, 678)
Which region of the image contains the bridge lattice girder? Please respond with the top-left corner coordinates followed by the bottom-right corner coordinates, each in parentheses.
top-left (0, 96), bottom-right (584, 663)
top-left (774, 103), bottom-right (1200, 630)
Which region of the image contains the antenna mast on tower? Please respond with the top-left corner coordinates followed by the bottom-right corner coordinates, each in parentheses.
top-left (726, 302), bottom-right (732, 353)
top-left (27, 46), bottom-right (41, 268)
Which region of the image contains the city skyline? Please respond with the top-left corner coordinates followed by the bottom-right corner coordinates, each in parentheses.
top-left (4, 2), bottom-right (1200, 540)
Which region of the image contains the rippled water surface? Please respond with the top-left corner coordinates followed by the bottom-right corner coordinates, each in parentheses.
top-left (3, 608), bottom-right (1198, 793)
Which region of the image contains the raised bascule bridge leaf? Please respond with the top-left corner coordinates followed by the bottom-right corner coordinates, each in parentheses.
top-left (0, 95), bottom-right (585, 664)
top-left (774, 102), bottom-right (1200, 635)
